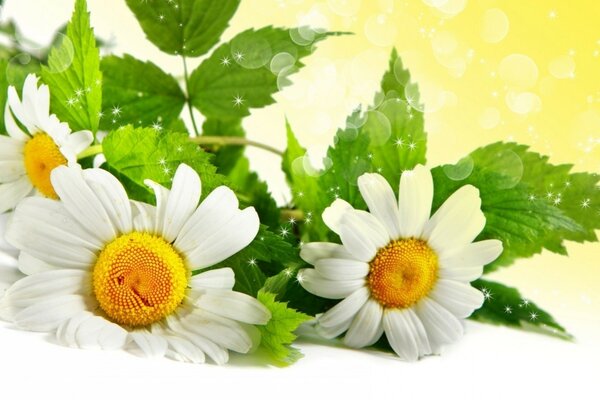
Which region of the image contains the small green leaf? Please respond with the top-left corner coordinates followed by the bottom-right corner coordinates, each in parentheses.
top-left (431, 142), bottom-right (592, 272)
top-left (100, 54), bottom-right (185, 131)
top-left (471, 279), bottom-right (571, 340)
top-left (102, 125), bottom-right (225, 203)
top-left (189, 26), bottom-right (336, 119)
top-left (41, 0), bottom-right (101, 132)
top-left (125, 0), bottom-right (240, 57)
top-left (257, 290), bottom-right (312, 365)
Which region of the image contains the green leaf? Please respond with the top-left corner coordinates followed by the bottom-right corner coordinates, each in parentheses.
top-left (189, 26), bottom-right (336, 119)
top-left (282, 120), bottom-right (328, 239)
top-left (472, 142), bottom-right (600, 244)
top-left (41, 0), bottom-right (101, 132)
top-left (470, 279), bottom-right (571, 340)
top-left (283, 49), bottom-right (427, 241)
top-left (201, 118), bottom-right (245, 175)
top-left (257, 290), bottom-right (312, 365)
top-left (125, 0), bottom-right (240, 57)
top-left (211, 224), bottom-right (299, 275)
top-left (102, 125), bottom-right (225, 203)
top-left (100, 54), bottom-right (185, 131)
top-left (431, 142), bottom-right (592, 272)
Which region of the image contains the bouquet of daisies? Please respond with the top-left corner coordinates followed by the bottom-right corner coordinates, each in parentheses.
top-left (0, 0), bottom-right (597, 365)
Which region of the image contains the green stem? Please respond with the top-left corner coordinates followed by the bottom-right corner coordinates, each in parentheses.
top-left (78, 144), bottom-right (103, 160)
top-left (182, 56), bottom-right (200, 136)
top-left (77, 137), bottom-right (283, 161)
top-left (190, 135), bottom-right (283, 157)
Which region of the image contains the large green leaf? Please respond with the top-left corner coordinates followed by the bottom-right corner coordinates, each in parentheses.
top-left (189, 26), bottom-right (335, 119)
top-left (102, 125), bottom-right (225, 203)
top-left (471, 279), bottom-right (571, 340)
top-left (257, 290), bottom-right (312, 366)
top-left (125, 0), bottom-right (239, 57)
top-left (431, 142), bottom-right (594, 272)
top-left (41, 0), bottom-right (101, 133)
top-left (100, 54), bottom-right (185, 131)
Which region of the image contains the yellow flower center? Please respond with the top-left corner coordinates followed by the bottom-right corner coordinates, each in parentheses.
top-left (368, 238), bottom-right (438, 309)
top-left (23, 132), bottom-right (67, 199)
top-left (93, 232), bottom-right (189, 327)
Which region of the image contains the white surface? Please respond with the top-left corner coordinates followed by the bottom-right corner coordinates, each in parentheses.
top-left (0, 317), bottom-right (598, 399)
top-left (0, 1), bottom-right (599, 398)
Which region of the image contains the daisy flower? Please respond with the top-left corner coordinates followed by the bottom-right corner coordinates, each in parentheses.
top-left (0, 74), bottom-right (93, 213)
top-left (298, 165), bottom-right (503, 361)
top-left (0, 163), bottom-right (270, 364)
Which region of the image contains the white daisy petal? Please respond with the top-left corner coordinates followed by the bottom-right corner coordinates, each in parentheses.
top-left (75, 315), bottom-right (126, 350)
top-left (40, 114), bottom-right (70, 146)
top-left (83, 168), bottom-right (133, 234)
top-left (6, 197), bottom-right (101, 268)
top-left (316, 317), bottom-right (353, 339)
top-left (51, 166), bottom-right (118, 242)
top-left (130, 331), bottom-right (168, 358)
top-left (423, 185), bottom-right (485, 253)
top-left (322, 198), bottom-right (353, 235)
top-left (160, 164), bottom-right (201, 243)
top-left (17, 252), bottom-right (58, 274)
top-left (130, 201), bottom-right (156, 233)
top-left (358, 173), bottom-right (402, 238)
top-left (0, 160), bottom-right (25, 182)
top-left (175, 186), bottom-right (238, 256)
top-left (7, 85), bottom-right (34, 132)
top-left (439, 239), bottom-right (503, 281)
top-left (298, 269), bottom-right (365, 299)
top-left (404, 308), bottom-right (432, 357)
top-left (190, 268), bottom-right (235, 290)
top-left (344, 210), bottom-right (389, 248)
top-left (180, 207), bottom-right (259, 269)
top-left (398, 164), bottom-right (433, 237)
top-left (14, 294), bottom-right (88, 332)
top-left (61, 130), bottom-right (94, 164)
top-left (429, 280), bottom-right (484, 318)
top-left (181, 311), bottom-right (254, 354)
top-left (382, 309), bottom-right (421, 361)
top-left (144, 179), bottom-right (170, 237)
top-left (0, 178), bottom-right (33, 214)
top-left (3, 269), bottom-right (87, 307)
top-left (300, 242), bottom-right (354, 265)
top-left (33, 80), bottom-right (50, 123)
top-left (177, 329), bottom-right (229, 365)
top-left (4, 101), bottom-right (29, 141)
top-left (21, 75), bottom-right (43, 128)
top-left (57, 311), bottom-right (93, 347)
top-left (164, 335), bottom-right (206, 363)
top-left (95, 319), bottom-right (128, 350)
top-left (0, 135), bottom-right (24, 160)
top-left (344, 299), bottom-right (384, 348)
top-left (318, 287), bottom-right (370, 328)
top-left (93, 154), bottom-right (106, 169)
top-left (314, 258), bottom-right (370, 280)
top-left (338, 222), bottom-right (378, 262)
top-left (196, 290), bottom-right (270, 325)
top-left (416, 297), bottom-right (464, 347)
